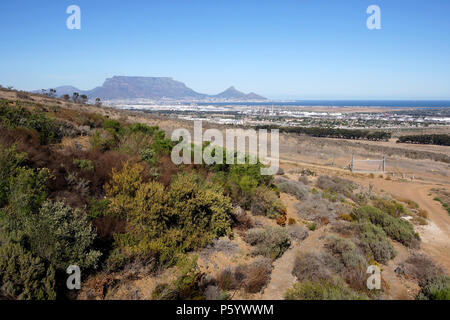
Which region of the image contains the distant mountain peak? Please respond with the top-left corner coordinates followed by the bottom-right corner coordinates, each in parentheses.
top-left (35, 76), bottom-right (267, 101)
top-left (214, 86), bottom-right (266, 100)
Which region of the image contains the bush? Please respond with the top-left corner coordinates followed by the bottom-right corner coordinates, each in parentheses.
top-left (250, 186), bottom-right (286, 219)
top-left (217, 258), bottom-right (272, 294)
top-left (331, 221), bottom-right (357, 236)
top-left (357, 221), bottom-right (395, 264)
top-left (89, 129), bottom-right (117, 151)
top-left (8, 167), bottom-right (52, 216)
top-left (212, 157), bottom-right (273, 209)
top-left (87, 198), bottom-right (111, 219)
top-left (307, 222), bottom-right (316, 231)
top-left (295, 192), bottom-right (350, 226)
top-left (152, 256), bottom-right (205, 300)
top-left (292, 252), bottom-right (331, 282)
top-left (0, 101), bottom-right (62, 144)
top-left (216, 268), bottom-right (240, 292)
top-left (324, 236), bottom-right (367, 272)
top-left (107, 166), bottom-right (233, 267)
top-left (284, 278), bottom-right (368, 300)
top-left (0, 242), bottom-right (56, 300)
top-left (372, 198), bottom-right (405, 218)
top-left (416, 276), bottom-right (450, 300)
top-left (298, 175), bottom-right (309, 185)
top-left (276, 179), bottom-right (308, 200)
top-left (73, 159), bottom-right (94, 172)
top-left (244, 226), bottom-right (291, 260)
top-left (316, 175), bottom-right (356, 198)
top-left (0, 144), bottom-right (27, 207)
top-left (230, 206), bottom-right (254, 231)
top-left (403, 254), bottom-right (443, 285)
top-left (103, 119), bottom-right (123, 135)
top-left (118, 131), bottom-right (152, 157)
top-left (24, 201), bottom-right (101, 271)
top-left (353, 206), bottom-right (420, 247)
top-left (288, 224), bottom-right (309, 242)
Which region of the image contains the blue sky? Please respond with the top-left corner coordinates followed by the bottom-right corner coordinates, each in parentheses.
top-left (0, 0), bottom-right (449, 99)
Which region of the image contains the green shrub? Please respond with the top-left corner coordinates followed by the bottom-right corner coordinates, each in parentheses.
top-left (307, 222), bottom-right (317, 231)
top-left (416, 276), bottom-right (450, 300)
top-left (372, 198), bottom-right (405, 218)
top-left (209, 154), bottom-right (273, 209)
top-left (107, 165), bottom-right (233, 267)
top-left (23, 201), bottom-right (101, 271)
top-left (0, 145), bottom-right (27, 207)
top-left (0, 242), bottom-right (56, 300)
top-left (244, 226), bottom-right (291, 260)
top-left (140, 147), bottom-right (155, 164)
top-left (8, 167), bottom-right (52, 216)
top-left (103, 119), bottom-right (123, 135)
top-left (250, 186), bottom-right (286, 219)
top-left (0, 101), bottom-right (61, 144)
top-left (87, 198), bottom-right (111, 219)
top-left (73, 159), bottom-right (94, 172)
top-left (284, 278), bottom-right (368, 300)
top-left (357, 221), bottom-right (395, 263)
top-left (126, 123), bottom-right (159, 136)
top-left (353, 206), bottom-right (420, 247)
top-left (89, 129), bottom-right (117, 151)
top-left (324, 236), bottom-right (367, 272)
top-left (118, 131), bottom-right (152, 157)
top-left (104, 248), bottom-right (127, 272)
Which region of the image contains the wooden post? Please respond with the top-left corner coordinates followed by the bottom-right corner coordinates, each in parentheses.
top-left (351, 155), bottom-right (354, 172)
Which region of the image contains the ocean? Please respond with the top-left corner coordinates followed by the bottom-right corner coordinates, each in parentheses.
top-left (196, 100), bottom-right (450, 108)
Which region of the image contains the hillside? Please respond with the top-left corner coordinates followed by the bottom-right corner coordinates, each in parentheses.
top-left (0, 87), bottom-right (448, 301)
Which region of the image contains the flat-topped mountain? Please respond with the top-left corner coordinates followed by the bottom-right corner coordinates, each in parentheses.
top-left (37, 76), bottom-right (267, 101)
top-left (89, 76), bottom-right (207, 100)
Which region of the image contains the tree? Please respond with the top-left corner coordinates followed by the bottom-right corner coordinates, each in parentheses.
top-left (72, 92), bottom-right (79, 103)
top-left (80, 94), bottom-right (88, 104)
top-left (95, 97), bottom-right (102, 106)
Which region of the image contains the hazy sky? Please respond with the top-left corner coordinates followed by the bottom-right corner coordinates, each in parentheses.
top-left (1, 0), bottom-right (450, 99)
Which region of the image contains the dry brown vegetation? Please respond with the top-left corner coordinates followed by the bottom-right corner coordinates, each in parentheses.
top-left (0, 88), bottom-right (449, 301)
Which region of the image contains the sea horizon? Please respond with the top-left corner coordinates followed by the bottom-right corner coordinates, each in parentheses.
top-left (194, 100), bottom-right (450, 108)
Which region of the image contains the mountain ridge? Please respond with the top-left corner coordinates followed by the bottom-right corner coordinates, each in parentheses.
top-left (36, 76), bottom-right (267, 101)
